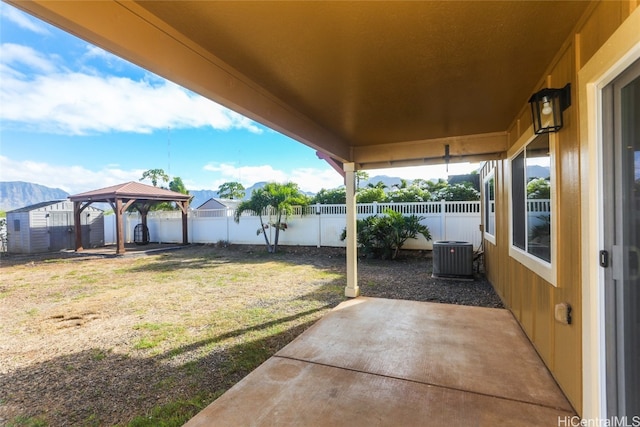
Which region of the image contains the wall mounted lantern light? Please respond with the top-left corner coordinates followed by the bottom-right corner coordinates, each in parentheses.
top-left (528, 83), bottom-right (571, 134)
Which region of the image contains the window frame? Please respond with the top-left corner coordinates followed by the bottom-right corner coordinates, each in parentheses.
top-left (507, 128), bottom-right (557, 286)
top-left (483, 170), bottom-right (496, 245)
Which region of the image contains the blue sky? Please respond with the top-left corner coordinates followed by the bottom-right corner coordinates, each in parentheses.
top-left (0, 3), bottom-right (478, 195)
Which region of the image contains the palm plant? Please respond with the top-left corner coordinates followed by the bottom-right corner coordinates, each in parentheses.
top-left (341, 209), bottom-right (431, 260)
top-left (234, 182), bottom-right (309, 253)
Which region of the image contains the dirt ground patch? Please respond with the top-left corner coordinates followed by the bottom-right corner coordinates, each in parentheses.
top-left (0, 244), bottom-right (502, 426)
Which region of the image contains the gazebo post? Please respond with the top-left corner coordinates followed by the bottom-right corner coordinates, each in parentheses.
top-left (73, 201), bottom-right (84, 252)
top-left (139, 203), bottom-right (150, 244)
top-left (180, 201), bottom-right (189, 245)
top-left (115, 198), bottom-right (125, 254)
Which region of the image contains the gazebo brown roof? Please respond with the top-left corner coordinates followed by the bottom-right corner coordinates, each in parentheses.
top-left (69, 181), bottom-right (191, 254)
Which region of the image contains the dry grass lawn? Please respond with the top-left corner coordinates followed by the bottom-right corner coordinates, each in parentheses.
top-left (0, 243), bottom-right (502, 426)
top-left (0, 244), bottom-right (346, 426)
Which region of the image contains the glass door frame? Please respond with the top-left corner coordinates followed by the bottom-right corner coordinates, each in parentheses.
top-left (602, 58), bottom-right (640, 419)
top-left (578, 9), bottom-right (640, 417)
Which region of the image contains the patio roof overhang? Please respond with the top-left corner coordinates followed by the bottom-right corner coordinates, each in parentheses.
top-left (8, 0), bottom-right (591, 170)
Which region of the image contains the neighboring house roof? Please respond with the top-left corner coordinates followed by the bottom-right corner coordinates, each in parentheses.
top-left (69, 181), bottom-right (191, 203)
top-left (196, 198), bottom-right (242, 210)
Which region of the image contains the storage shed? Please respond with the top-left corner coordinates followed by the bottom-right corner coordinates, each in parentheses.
top-left (6, 200), bottom-right (104, 254)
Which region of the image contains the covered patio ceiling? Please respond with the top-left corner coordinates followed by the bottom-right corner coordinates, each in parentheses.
top-left (10, 1), bottom-right (591, 170)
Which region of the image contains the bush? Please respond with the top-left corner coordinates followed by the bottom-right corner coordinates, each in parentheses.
top-left (341, 210), bottom-right (431, 260)
top-left (430, 182), bottom-right (480, 201)
top-left (356, 187), bottom-right (386, 203)
top-left (526, 177), bottom-right (550, 199)
top-left (385, 186), bottom-right (430, 202)
top-left (311, 187), bottom-right (346, 204)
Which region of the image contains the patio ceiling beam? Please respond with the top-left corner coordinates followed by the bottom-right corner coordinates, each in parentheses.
top-left (9, 0), bottom-right (351, 163)
top-left (351, 131), bottom-right (508, 170)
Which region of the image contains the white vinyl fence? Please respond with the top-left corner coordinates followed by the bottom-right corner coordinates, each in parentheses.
top-left (105, 201), bottom-right (483, 250)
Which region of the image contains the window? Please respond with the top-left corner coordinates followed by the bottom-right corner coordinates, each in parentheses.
top-left (483, 172), bottom-right (496, 243)
top-left (509, 132), bottom-right (555, 284)
top-left (14, 219), bottom-right (20, 232)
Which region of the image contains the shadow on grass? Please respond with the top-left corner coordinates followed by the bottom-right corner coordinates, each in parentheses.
top-left (0, 244), bottom-right (188, 268)
top-left (156, 304), bottom-right (332, 361)
top-left (0, 309), bottom-right (332, 427)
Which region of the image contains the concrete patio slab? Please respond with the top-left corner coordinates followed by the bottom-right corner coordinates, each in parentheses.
top-left (185, 297), bottom-right (576, 426)
top-left (278, 297), bottom-right (573, 411)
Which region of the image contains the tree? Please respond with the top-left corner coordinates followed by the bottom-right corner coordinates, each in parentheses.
top-left (526, 177), bottom-right (550, 199)
top-left (169, 177), bottom-right (189, 195)
top-left (431, 183), bottom-right (480, 201)
top-left (234, 182), bottom-right (309, 253)
top-left (341, 209), bottom-right (431, 260)
top-left (385, 185), bottom-right (430, 202)
top-left (355, 171), bottom-right (369, 189)
top-left (156, 176), bottom-right (192, 210)
top-left (140, 169), bottom-right (169, 187)
top-left (414, 178), bottom-right (448, 193)
top-left (139, 173), bottom-right (190, 211)
top-left (218, 181), bottom-right (246, 200)
top-left (391, 179), bottom-right (409, 190)
top-left (311, 187), bottom-right (346, 204)
top-left (367, 180), bottom-right (387, 190)
top-left (356, 187), bottom-right (386, 203)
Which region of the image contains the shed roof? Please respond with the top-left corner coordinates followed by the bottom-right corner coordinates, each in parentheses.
top-left (6, 200), bottom-right (103, 214)
top-left (7, 200), bottom-right (69, 214)
top-left (69, 182), bottom-right (191, 203)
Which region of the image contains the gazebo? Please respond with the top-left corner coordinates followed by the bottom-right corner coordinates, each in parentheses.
top-left (69, 182), bottom-right (191, 254)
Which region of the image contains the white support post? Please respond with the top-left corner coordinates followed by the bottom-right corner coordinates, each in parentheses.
top-left (344, 163), bottom-right (359, 297)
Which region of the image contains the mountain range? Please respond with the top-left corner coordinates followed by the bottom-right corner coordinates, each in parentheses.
top-left (0, 182), bottom-right (70, 212)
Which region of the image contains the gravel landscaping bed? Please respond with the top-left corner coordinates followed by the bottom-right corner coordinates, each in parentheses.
top-left (357, 251), bottom-right (503, 308)
top-left (0, 244), bottom-right (503, 426)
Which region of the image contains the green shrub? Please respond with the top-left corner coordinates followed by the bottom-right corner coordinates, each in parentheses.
top-left (341, 210), bottom-right (431, 260)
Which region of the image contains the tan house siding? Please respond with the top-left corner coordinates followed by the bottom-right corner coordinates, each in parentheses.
top-left (579, 1), bottom-right (633, 69)
top-left (481, 1), bottom-right (639, 414)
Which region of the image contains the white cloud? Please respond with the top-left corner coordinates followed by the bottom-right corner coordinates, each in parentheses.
top-left (0, 43), bottom-right (263, 135)
top-left (0, 155), bottom-right (143, 194)
top-left (289, 168), bottom-right (345, 193)
top-left (83, 45), bottom-right (118, 61)
top-left (203, 162), bottom-right (344, 193)
top-left (0, 43), bottom-right (57, 73)
top-left (1, 3), bottom-right (50, 35)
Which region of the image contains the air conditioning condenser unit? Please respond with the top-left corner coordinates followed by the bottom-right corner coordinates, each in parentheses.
top-left (432, 241), bottom-right (474, 280)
